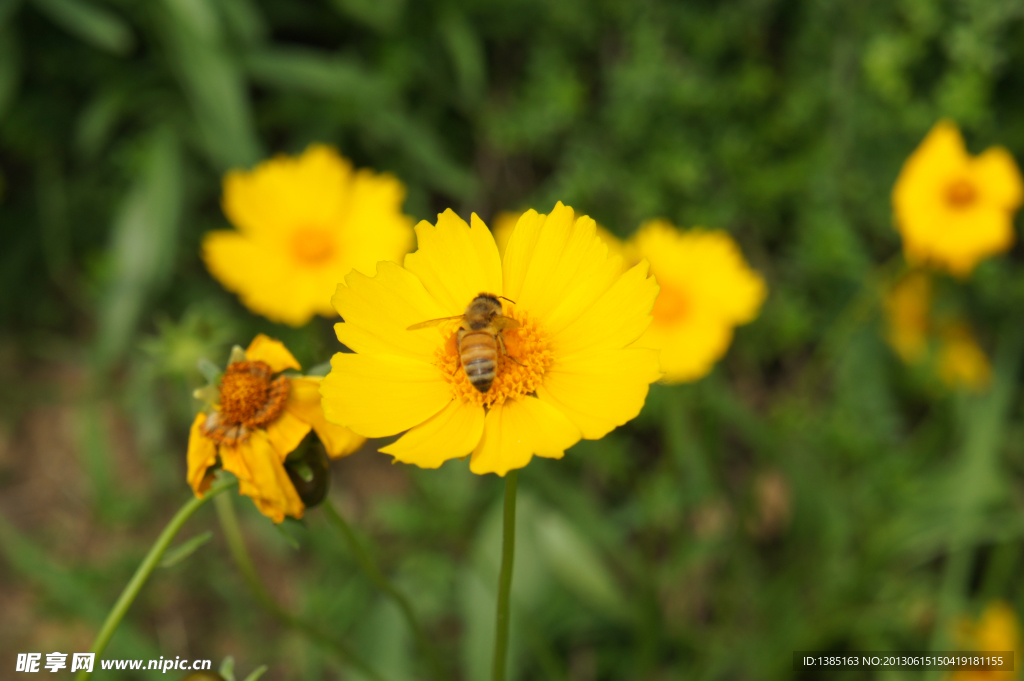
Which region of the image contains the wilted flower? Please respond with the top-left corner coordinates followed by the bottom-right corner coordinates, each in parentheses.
top-left (320, 203), bottom-right (661, 475)
top-left (893, 120), bottom-right (1023, 277)
top-left (188, 335), bottom-right (364, 522)
top-left (627, 220), bottom-right (766, 383)
top-left (203, 145), bottom-right (415, 326)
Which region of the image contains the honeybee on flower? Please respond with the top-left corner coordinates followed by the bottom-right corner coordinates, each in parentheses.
top-left (320, 203), bottom-right (662, 476)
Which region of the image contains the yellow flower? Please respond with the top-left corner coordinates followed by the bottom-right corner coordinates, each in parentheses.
top-left (951, 601), bottom-right (1020, 681)
top-left (491, 210), bottom-right (625, 261)
top-left (187, 334), bottom-right (365, 522)
top-left (893, 120), bottom-right (1023, 277)
top-left (320, 203), bottom-right (661, 476)
top-left (202, 145), bottom-right (415, 326)
top-left (937, 324), bottom-right (992, 393)
top-left (627, 220), bottom-right (766, 383)
top-left (883, 271), bottom-right (932, 363)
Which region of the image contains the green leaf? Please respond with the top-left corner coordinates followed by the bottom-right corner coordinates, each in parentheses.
top-left (241, 665), bottom-right (269, 681)
top-left (159, 531), bottom-right (213, 568)
top-left (534, 511), bottom-right (627, 619)
top-left (160, 0), bottom-right (260, 170)
top-left (328, 0), bottom-right (403, 32)
top-left (439, 9), bottom-right (485, 105)
top-left (31, 0), bottom-right (134, 55)
top-left (96, 129), bottom-right (183, 366)
top-left (219, 656), bottom-right (236, 681)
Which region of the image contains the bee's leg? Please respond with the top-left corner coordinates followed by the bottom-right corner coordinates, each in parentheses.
top-left (498, 334), bottom-right (524, 366)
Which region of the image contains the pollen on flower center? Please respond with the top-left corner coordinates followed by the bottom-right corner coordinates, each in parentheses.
top-left (203, 360), bottom-right (290, 444)
top-left (652, 282), bottom-right (690, 326)
top-left (291, 226), bottom-right (336, 264)
top-left (436, 307), bottom-right (553, 409)
top-left (944, 178), bottom-right (978, 209)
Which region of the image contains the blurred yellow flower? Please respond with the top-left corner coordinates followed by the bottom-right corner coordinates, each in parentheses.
top-left (320, 203), bottom-right (661, 476)
top-left (883, 271), bottom-right (932, 363)
top-left (491, 210), bottom-right (624, 261)
top-left (203, 145), bottom-right (415, 326)
top-left (893, 120), bottom-right (1023, 277)
top-left (187, 334), bottom-right (364, 522)
top-left (881, 271), bottom-right (991, 393)
top-left (951, 601), bottom-right (1020, 681)
top-left (937, 324), bottom-right (992, 393)
top-left (627, 220), bottom-right (766, 383)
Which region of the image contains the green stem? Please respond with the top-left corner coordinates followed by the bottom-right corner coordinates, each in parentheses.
top-left (492, 471), bottom-right (519, 681)
top-left (75, 477), bottom-right (237, 681)
top-left (322, 500), bottom-right (450, 681)
top-left (214, 493), bottom-right (388, 681)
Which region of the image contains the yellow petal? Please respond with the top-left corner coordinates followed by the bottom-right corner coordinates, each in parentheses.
top-left (222, 144), bottom-right (354, 239)
top-left (640, 315), bottom-right (734, 383)
top-left (186, 414), bottom-right (218, 496)
top-left (404, 210), bottom-right (504, 314)
top-left (265, 409), bottom-right (312, 459)
top-left (502, 203), bottom-right (622, 334)
top-left (380, 399), bottom-right (485, 468)
top-left (202, 230), bottom-right (326, 327)
top-left (341, 169), bottom-right (417, 276)
top-left (537, 348), bottom-right (661, 440)
top-left (331, 261), bottom-right (449, 360)
top-left (973, 146), bottom-right (1024, 210)
top-left (320, 352), bottom-right (451, 437)
top-left (233, 430), bottom-right (305, 523)
top-left (469, 396), bottom-right (580, 475)
top-left (286, 377), bottom-right (365, 458)
top-left (246, 334), bottom-right (302, 372)
top-left (553, 259), bottom-right (658, 356)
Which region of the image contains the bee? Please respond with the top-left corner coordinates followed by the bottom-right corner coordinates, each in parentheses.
top-left (407, 293), bottom-right (520, 393)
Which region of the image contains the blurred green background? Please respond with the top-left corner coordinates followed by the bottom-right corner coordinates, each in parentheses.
top-left (4, 0), bottom-right (1024, 679)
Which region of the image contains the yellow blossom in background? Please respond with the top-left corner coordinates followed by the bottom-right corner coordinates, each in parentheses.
top-left (491, 210), bottom-right (625, 261)
top-left (320, 203), bottom-right (661, 476)
top-left (627, 220), bottom-right (766, 383)
top-left (950, 601), bottom-right (1020, 681)
top-left (893, 120), bottom-right (1023, 277)
top-left (881, 271), bottom-right (992, 393)
top-left (883, 271), bottom-right (932, 363)
top-left (203, 145), bottom-right (415, 326)
top-left (937, 324), bottom-right (992, 393)
top-left (187, 334), bottom-right (364, 522)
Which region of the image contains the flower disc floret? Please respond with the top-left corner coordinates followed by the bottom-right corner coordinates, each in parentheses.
top-left (439, 307), bottom-right (553, 409)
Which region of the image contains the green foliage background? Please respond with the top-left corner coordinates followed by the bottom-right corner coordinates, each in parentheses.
top-left (3, 0), bottom-right (1024, 679)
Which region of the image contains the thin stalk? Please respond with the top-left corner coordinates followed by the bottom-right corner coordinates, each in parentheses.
top-left (492, 471), bottom-right (519, 681)
top-left (75, 477), bottom-right (237, 681)
top-left (214, 493), bottom-right (388, 681)
top-left (322, 500), bottom-right (450, 681)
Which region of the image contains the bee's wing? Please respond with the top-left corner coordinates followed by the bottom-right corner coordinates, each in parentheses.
top-left (493, 315), bottom-right (521, 331)
top-left (406, 315), bottom-right (464, 331)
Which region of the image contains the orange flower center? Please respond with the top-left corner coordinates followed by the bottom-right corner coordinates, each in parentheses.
top-left (652, 282), bottom-right (690, 326)
top-left (291, 226), bottom-right (336, 265)
top-left (436, 306), bottom-right (553, 409)
top-left (202, 361), bottom-right (290, 445)
top-left (944, 178), bottom-right (978, 210)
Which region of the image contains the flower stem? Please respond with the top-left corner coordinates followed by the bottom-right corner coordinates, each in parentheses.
top-left (492, 470), bottom-right (519, 681)
top-left (322, 500), bottom-right (450, 681)
top-left (75, 476), bottom-right (237, 681)
top-left (214, 493), bottom-right (389, 681)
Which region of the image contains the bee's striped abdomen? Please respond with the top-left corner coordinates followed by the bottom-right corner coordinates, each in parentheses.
top-left (458, 329), bottom-right (498, 393)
